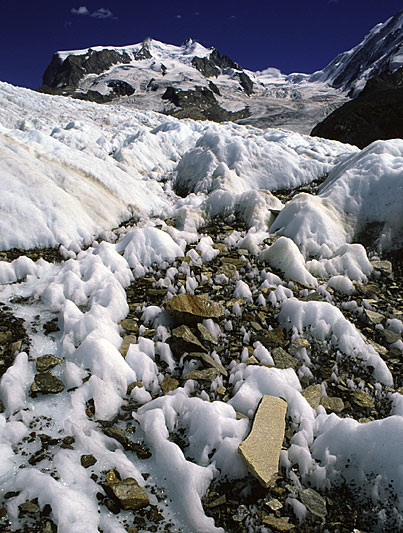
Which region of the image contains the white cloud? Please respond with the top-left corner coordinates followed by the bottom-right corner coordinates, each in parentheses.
top-left (91, 8), bottom-right (114, 19)
top-left (176, 14), bottom-right (182, 19)
top-left (71, 6), bottom-right (89, 15)
top-left (71, 6), bottom-right (116, 19)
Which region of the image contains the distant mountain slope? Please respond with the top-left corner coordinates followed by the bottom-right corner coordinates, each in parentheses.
top-left (37, 38), bottom-right (347, 134)
top-left (310, 9), bottom-right (403, 96)
top-left (311, 68), bottom-right (403, 148)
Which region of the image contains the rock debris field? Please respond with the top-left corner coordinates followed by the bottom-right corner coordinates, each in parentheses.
top-left (0, 81), bottom-right (402, 533)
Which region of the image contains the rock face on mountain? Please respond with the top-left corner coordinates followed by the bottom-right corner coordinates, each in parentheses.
top-left (38, 39), bottom-right (254, 124)
top-left (311, 68), bottom-right (403, 148)
top-left (311, 10), bottom-right (403, 96)
top-left (36, 37), bottom-right (347, 133)
top-left (42, 49), bottom-right (132, 90)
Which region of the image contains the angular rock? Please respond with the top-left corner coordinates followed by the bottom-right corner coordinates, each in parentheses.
top-left (262, 514), bottom-right (295, 531)
top-left (119, 335), bottom-right (137, 357)
top-left (300, 488), bottom-right (327, 518)
top-left (161, 377), bottom-right (180, 394)
top-left (120, 318), bottom-right (139, 333)
top-left (320, 396), bottom-right (345, 413)
top-left (183, 368), bottom-right (218, 381)
top-left (102, 477), bottom-right (149, 511)
top-left (18, 502), bottom-right (40, 514)
top-left (80, 454), bottom-right (97, 468)
top-left (36, 355), bottom-right (62, 373)
top-left (350, 390), bottom-right (375, 408)
top-left (188, 352), bottom-right (228, 376)
top-left (364, 309), bottom-right (384, 324)
top-left (301, 384), bottom-right (322, 408)
top-left (169, 325), bottom-right (206, 354)
top-left (254, 328), bottom-right (285, 349)
top-left (165, 293), bottom-right (225, 324)
top-left (288, 338), bottom-right (310, 355)
top-left (271, 347), bottom-right (300, 370)
top-left (370, 260), bottom-right (393, 274)
top-left (238, 395), bottom-right (287, 487)
top-left (31, 373), bottom-right (65, 395)
top-left (197, 323), bottom-right (218, 344)
top-left (265, 498), bottom-right (283, 511)
top-left (381, 329), bottom-right (401, 344)
top-left (220, 257), bottom-right (248, 268)
top-left (217, 262), bottom-right (237, 279)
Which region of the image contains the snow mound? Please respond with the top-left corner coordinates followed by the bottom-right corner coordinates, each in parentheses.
top-left (271, 139), bottom-right (403, 255)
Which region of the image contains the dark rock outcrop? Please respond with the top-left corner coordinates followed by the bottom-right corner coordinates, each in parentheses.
top-left (41, 49), bottom-right (132, 89)
top-left (311, 82), bottom-right (403, 148)
top-left (191, 56), bottom-right (220, 78)
top-left (191, 47), bottom-right (240, 79)
top-left (238, 72), bottom-right (254, 95)
top-left (161, 85), bottom-right (250, 122)
top-left (107, 80), bottom-right (135, 96)
top-left (209, 48), bottom-right (240, 70)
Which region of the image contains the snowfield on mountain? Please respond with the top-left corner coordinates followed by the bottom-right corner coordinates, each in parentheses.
top-left (0, 78), bottom-right (402, 533)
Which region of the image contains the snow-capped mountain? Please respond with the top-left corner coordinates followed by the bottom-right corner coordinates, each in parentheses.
top-left (311, 9), bottom-right (403, 95)
top-left (39, 38), bottom-right (347, 134)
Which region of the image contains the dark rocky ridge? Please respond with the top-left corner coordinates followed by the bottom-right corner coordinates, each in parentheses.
top-left (161, 86), bottom-right (250, 122)
top-left (41, 49), bottom-right (132, 90)
top-left (311, 68), bottom-right (403, 148)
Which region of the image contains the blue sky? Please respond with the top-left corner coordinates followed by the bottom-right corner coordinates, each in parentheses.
top-left (1, 1), bottom-right (402, 89)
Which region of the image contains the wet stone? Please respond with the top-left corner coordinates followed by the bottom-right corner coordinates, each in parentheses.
top-left (36, 355), bottom-right (62, 373)
top-left (80, 454), bottom-right (97, 468)
top-left (102, 477), bottom-right (149, 511)
top-left (300, 488), bottom-right (327, 518)
top-left (18, 502), bottom-right (40, 514)
top-left (31, 373), bottom-right (65, 395)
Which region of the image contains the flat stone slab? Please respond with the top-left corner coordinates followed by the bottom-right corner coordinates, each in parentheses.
top-left (238, 395), bottom-right (287, 487)
top-left (300, 488), bottom-right (327, 517)
top-left (36, 355), bottom-right (62, 373)
top-left (165, 293), bottom-right (225, 324)
top-left (31, 373), bottom-right (65, 395)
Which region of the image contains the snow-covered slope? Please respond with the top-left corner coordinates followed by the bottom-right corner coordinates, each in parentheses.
top-left (311, 9), bottom-right (403, 95)
top-left (0, 81), bottom-right (353, 251)
top-left (0, 82), bottom-right (403, 533)
top-left (39, 38), bottom-right (347, 134)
